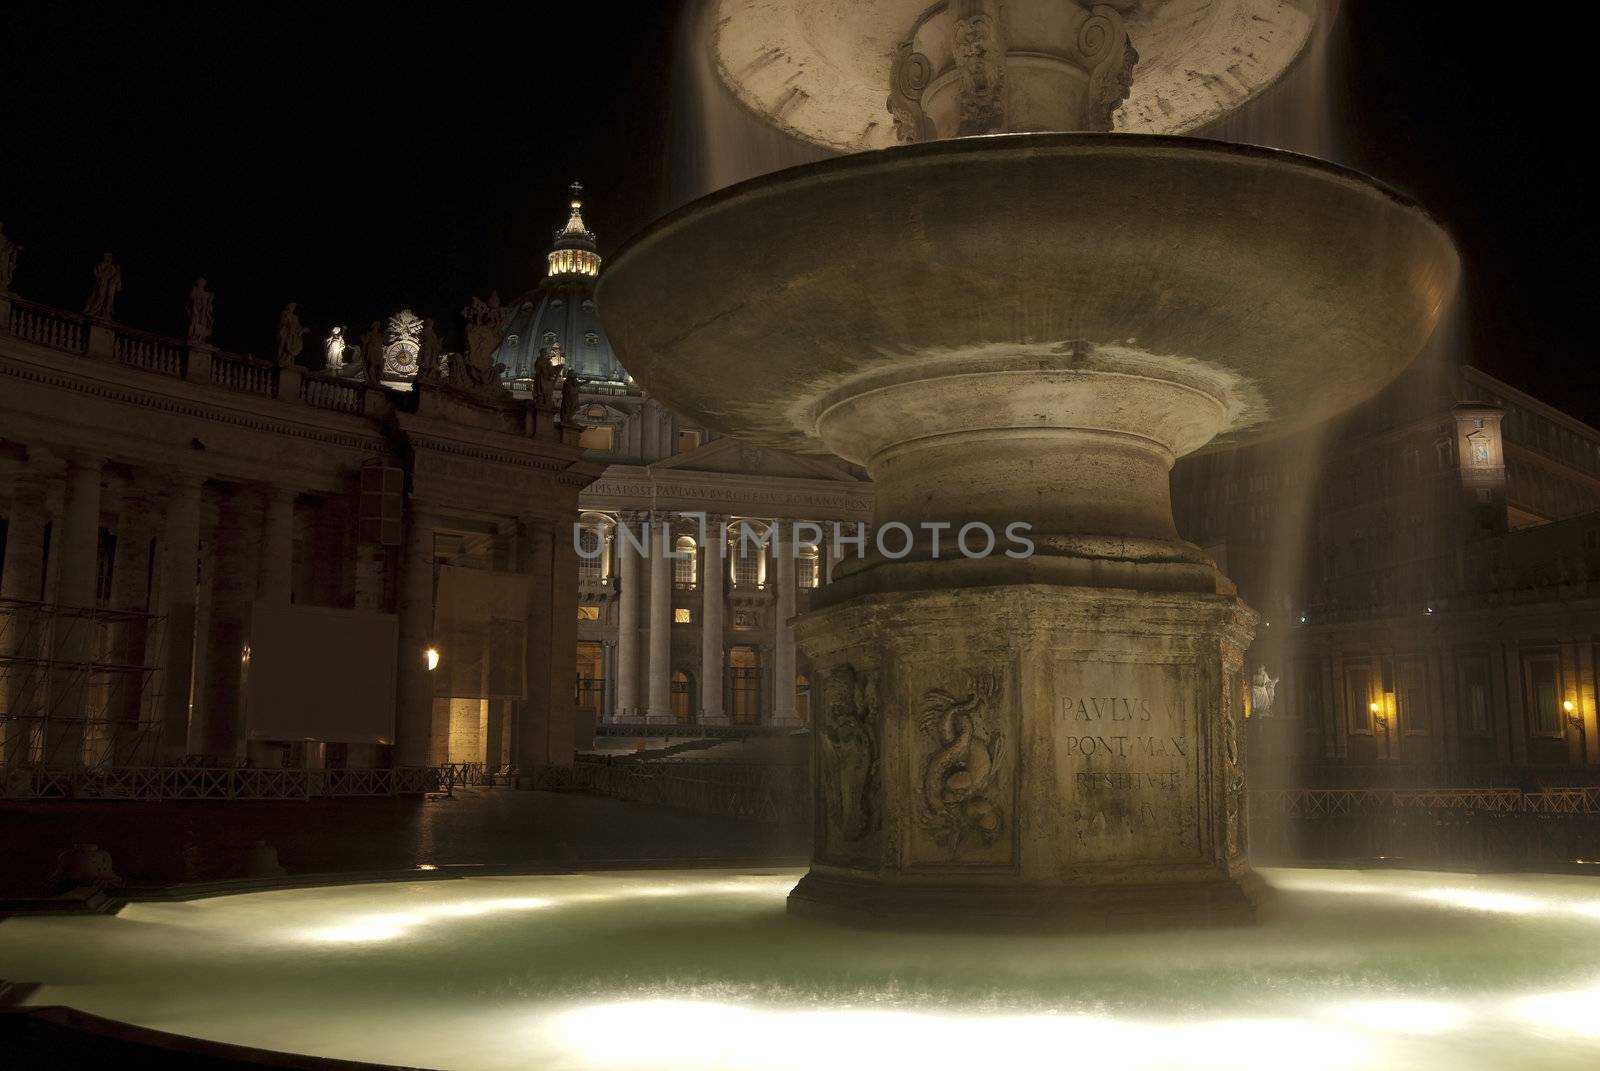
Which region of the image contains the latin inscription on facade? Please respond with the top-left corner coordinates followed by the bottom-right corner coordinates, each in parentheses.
top-left (1052, 662), bottom-right (1201, 863)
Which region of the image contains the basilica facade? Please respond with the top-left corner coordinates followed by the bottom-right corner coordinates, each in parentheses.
top-left (492, 193), bottom-right (874, 733)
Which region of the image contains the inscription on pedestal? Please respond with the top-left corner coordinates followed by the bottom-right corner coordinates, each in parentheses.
top-left (1053, 662), bottom-right (1202, 863)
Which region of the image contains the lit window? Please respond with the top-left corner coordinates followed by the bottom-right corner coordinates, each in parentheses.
top-left (673, 536), bottom-right (698, 589)
top-left (577, 605), bottom-right (600, 621)
top-left (578, 426), bottom-right (614, 451)
top-left (674, 608), bottom-right (693, 624)
top-left (678, 429), bottom-right (703, 453)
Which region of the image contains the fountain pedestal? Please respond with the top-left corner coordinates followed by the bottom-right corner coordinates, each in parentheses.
top-left (598, 134), bottom-right (1457, 929)
top-left (793, 583), bottom-right (1259, 928)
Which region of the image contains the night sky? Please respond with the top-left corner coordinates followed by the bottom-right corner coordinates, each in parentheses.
top-left (1, 3), bottom-right (1590, 420)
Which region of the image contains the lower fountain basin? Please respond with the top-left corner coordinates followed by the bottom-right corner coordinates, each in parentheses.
top-left (2, 867), bottom-right (1598, 1070)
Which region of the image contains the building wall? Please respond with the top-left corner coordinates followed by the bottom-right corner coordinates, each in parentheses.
top-left (1176, 362), bottom-right (1600, 782)
top-left (0, 286), bottom-right (599, 771)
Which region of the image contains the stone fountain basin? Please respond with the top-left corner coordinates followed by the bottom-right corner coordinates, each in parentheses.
top-left (712, 0), bottom-right (1332, 152)
top-left (598, 133), bottom-right (1458, 464)
top-left (1, 867), bottom-right (1598, 1070)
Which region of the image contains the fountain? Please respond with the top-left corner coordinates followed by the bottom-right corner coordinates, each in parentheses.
top-left (598, 0), bottom-right (1457, 927)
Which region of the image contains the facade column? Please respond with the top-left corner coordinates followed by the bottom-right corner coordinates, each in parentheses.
top-left (48, 454), bottom-right (103, 764)
top-left (772, 522), bottom-right (799, 726)
top-left (615, 510), bottom-right (643, 720)
top-left (515, 516), bottom-right (578, 771)
top-left (1, 458), bottom-right (53, 765)
top-left (197, 486), bottom-right (252, 758)
top-left (601, 639), bottom-right (617, 721)
top-left (156, 474), bottom-right (203, 760)
top-left (645, 511), bottom-right (673, 723)
top-left (700, 513), bottom-right (727, 724)
top-left (256, 485), bottom-right (297, 603)
top-left (99, 478), bottom-right (156, 763)
top-left (395, 510), bottom-right (435, 767)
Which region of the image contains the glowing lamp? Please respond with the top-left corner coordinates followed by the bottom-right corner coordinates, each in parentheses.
top-left (425, 647), bottom-right (440, 672)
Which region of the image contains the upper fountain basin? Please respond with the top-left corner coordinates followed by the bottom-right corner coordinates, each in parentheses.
top-left (713, 0), bottom-right (1331, 151)
top-left (599, 134), bottom-right (1458, 463)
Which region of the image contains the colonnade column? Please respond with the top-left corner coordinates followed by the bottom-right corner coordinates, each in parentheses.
top-left (645, 510), bottom-right (673, 723)
top-left (256, 485), bottom-right (297, 603)
top-left (48, 454), bottom-right (103, 763)
top-left (100, 477), bottom-right (157, 763)
top-left (197, 486), bottom-right (252, 758)
top-left (615, 510), bottom-right (642, 719)
top-left (157, 473), bottom-right (204, 759)
top-left (1, 456), bottom-right (53, 765)
top-left (771, 524), bottom-right (799, 726)
top-left (700, 513), bottom-right (727, 724)
top-left (395, 510), bottom-right (435, 767)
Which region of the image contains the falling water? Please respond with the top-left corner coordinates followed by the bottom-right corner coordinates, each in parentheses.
top-left (661, 0), bottom-right (830, 211)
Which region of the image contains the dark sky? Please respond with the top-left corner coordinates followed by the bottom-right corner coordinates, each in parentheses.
top-left (2, 2), bottom-right (1591, 419)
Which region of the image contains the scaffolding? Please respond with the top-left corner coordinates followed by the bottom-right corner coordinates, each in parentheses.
top-left (0, 597), bottom-right (166, 770)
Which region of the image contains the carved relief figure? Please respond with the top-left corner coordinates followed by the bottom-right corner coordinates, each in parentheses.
top-left (918, 670), bottom-right (1006, 848)
top-left (952, 6), bottom-right (1007, 136)
top-left (0, 222), bottom-right (21, 293)
top-left (84, 253), bottom-right (122, 320)
top-left (818, 665), bottom-right (879, 844)
top-left (186, 277), bottom-right (214, 344)
top-left (1083, 7), bottom-right (1139, 131)
top-left (886, 42), bottom-right (934, 143)
top-left (275, 302), bottom-right (307, 366)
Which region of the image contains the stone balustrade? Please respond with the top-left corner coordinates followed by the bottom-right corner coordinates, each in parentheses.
top-left (8, 298), bottom-right (86, 354)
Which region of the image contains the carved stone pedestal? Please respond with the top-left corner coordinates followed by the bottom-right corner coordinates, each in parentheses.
top-left (793, 583), bottom-right (1260, 929)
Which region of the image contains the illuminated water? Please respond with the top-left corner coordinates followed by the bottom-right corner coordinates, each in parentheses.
top-left (2, 867), bottom-right (1599, 1070)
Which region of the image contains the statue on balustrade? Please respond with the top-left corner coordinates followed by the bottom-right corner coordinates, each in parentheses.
top-left (558, 367), bottom-right (583, 424)
top-left (1250, 666), bottom-right (1280, 717)
top-left (0, 222), bottom-right (21, 293)
top-left (275, 302), bottom-right (307, 366)
top-left (360, 321), bottom-right (385, 386)
top-left (187, 278), bottom-right (214, 344)
top-left (418, 318), bottom-right (443, 383)
top-left (533, 346), bottom-right (558, 407)
top-left (84, 253), bottom-right (121, 321)
top-left (324, 325), bottom-right (348, 372)
top-left (461, 292), bottom-right (511, 371)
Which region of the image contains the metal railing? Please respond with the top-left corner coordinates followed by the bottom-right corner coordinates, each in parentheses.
top-left (0, 764), bottom-right (448, 800)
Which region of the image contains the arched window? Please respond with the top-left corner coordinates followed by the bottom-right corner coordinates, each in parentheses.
top-left (730, 521), bottom-right (769, 590)
top-left (674, 535), bottom-right (697, 589)
top-left (798, 544), bottom-right (820, 589)
top-left (670, 670), bottom-right (694, 723)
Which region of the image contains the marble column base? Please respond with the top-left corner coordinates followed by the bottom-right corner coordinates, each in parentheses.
top-left (792, 582), bottom-right (1259, 930)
